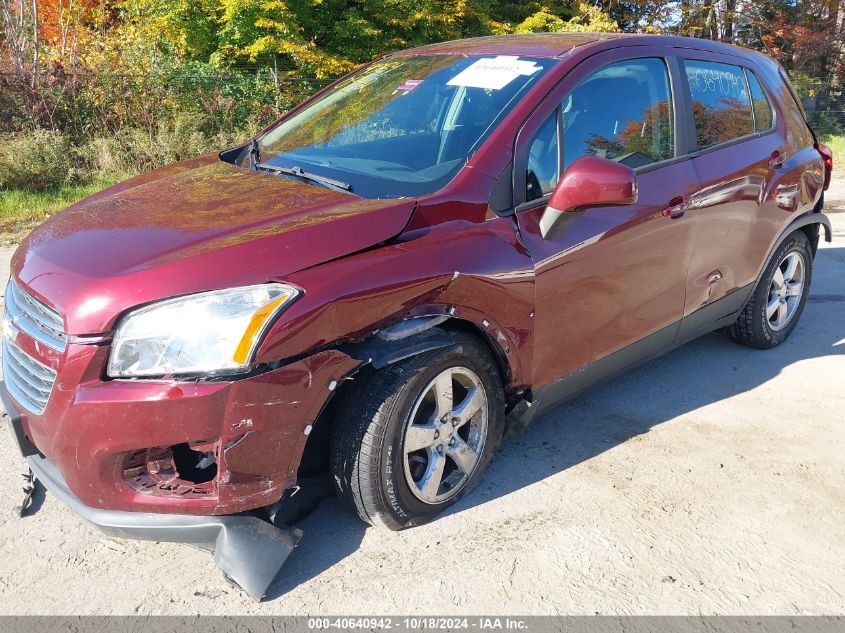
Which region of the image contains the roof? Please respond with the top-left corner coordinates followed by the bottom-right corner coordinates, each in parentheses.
top-left (398, 32), bottom-right (622, 58)
top-left (393, 32), bottom-right (762, 62)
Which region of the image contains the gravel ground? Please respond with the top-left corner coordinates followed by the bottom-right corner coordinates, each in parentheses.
top-left (0, 178), bottom-right (843, 615)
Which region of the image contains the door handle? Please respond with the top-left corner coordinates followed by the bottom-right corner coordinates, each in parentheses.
top-left (662, 195), bottom-right (688, 219)
top-left (768, 150), bottom-right (787, 169)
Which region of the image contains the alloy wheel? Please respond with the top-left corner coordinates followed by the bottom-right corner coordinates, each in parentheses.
top-left (402, 366), bottom-right (489, 504)
top-left (767, 251), bottom-right (805, 332)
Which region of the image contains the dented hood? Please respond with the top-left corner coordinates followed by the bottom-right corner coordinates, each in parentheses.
top-left (12, 156), bottom-right (416, 334)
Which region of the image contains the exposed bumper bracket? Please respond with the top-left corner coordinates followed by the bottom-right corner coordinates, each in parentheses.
top-left (17, 468), bottom-right (36, 517)
top-left (26, 453), bottom-right (303, 600)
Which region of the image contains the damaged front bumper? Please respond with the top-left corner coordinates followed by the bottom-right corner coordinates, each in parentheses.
top-left (0, 343), bottom-right (362, 599)
top-left (4, 344), bottom-right (361, 515)
top-left (27, 451), bottom-right (302, 600)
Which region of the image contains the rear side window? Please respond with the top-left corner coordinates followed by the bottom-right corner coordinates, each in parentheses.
top-left (684, 60), bottom-right (753, 148)
top-left (562, 58), bottom-right (674, 170)
top-left (746, 70), bottom-right (774, 131)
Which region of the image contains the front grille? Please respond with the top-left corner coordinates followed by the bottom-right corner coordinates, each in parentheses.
top-left (2, 280), bottom-right (65, 414)
top-left (2, 337), bottom-right (57, 414)
top-left (4, 279), bottom-right (66, 352)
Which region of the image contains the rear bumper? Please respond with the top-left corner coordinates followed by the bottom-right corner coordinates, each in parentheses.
top-left (26, 450), bottom-right (302, 600)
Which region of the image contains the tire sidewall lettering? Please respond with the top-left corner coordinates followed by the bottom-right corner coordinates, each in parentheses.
top-left (383, 444), bottom-right (408, 519)
top-left (376, 344), bottom-right (504, 527)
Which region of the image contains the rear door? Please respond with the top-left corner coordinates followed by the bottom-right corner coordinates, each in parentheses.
top-left (514, 48), bottom-right (701, 389)
top-left (677, 52), bottom-right (822, 321)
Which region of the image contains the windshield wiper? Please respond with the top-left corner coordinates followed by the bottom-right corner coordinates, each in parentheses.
top-left (254, 162), bottom-right (353, 193)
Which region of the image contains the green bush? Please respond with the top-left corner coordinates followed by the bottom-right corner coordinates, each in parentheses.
top-left (0, 114), bottom-right (251, 199)
top-left (83, 114), bottom-right (249, 175)
top-left (811, 112), bottom-right (844, 138)
top-left (0, 130), bottom-right (85, 192)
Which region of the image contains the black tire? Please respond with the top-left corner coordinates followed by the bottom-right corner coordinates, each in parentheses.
top-left (729, 230), bottom-right (813, 349)
top-left (330, 332), bottom-right (505, 530)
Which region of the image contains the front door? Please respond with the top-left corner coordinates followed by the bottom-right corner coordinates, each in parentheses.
top-left (513, 50), bottom-right (700, 390)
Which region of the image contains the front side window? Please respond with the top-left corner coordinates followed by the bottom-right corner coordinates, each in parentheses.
top-left (250, 55), bottom-right (555, 199)
top-left (684, 60), bottom-right (753, 148)
top-left (561, 58), bottom-right (674, 170)
top-left (747, 70), bottom-right (774, 131)
top-left (525, 111), bottom-right (560, 202)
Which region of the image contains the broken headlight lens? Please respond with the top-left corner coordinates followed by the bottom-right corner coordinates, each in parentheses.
top-left (107, 283), bottom-right (300, 378)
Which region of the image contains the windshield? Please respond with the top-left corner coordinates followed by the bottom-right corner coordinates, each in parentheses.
top-left (245, 55), bottom-right (555, 199)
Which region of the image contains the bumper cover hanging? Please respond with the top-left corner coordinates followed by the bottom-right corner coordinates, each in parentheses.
top-left (26, 452), bottom-right (302, 600)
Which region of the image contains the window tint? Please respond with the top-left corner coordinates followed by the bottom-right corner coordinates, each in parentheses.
top-left (684, 60), bottom-right (753, 148)
top-left (525, 111), bottom-right (559, 202)
top-left (746, 70), bottom-right (774, 131)
top-left (562, 58), bottom-right (674, 170)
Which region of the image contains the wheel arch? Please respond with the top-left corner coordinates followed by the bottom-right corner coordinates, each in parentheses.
top-left (756, 211), bottom-right (831, 290)
top-left (798, 196), bottom-right (830, 255)
top-left (295, 315), bottom-right (516, 480)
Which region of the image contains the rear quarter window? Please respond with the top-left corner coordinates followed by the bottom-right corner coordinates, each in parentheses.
top-left (746, 70), bottom-right (774, 131)
top-left (777, 67), bottom-right (815, 147)
top-left (684, 60), bottom-right (753, 148)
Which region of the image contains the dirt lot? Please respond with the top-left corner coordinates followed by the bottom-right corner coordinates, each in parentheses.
top-left (0, 179), bottom-right (843, 615)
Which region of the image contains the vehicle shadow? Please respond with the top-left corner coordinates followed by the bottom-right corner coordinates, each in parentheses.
top-left (449, 244), bottom-right (845, 517)
top-left (265, 245), bottom-right (845, 598)
top-left (265, 496), bottom-right (367, 599)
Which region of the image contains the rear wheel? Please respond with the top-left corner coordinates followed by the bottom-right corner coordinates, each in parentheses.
top-left (729, 231), bottom-right (812, 348)
top-left (330, 333), bottom-right (505, 530)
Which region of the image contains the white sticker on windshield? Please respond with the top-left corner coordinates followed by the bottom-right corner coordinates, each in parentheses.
top-left (447, 56), bottom-right (541, 90)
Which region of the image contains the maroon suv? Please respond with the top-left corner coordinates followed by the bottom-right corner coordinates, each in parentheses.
top-left (1, 33), bottom-right (833, 598)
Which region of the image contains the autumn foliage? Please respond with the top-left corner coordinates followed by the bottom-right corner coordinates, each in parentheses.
top-left (0, 0), bottom-right (842, 192)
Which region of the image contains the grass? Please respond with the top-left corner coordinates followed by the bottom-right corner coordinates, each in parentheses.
top-left (0, 173), bottom-right (125, 245)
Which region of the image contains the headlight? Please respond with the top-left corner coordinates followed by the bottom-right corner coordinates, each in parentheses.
top-left (107, 283), bottom-right (300, 378)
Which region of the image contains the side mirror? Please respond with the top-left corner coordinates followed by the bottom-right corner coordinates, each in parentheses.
top-left (539, 155), bottom-right (638, 239)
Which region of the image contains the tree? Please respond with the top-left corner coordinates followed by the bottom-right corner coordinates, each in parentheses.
top-left (514, 2), bottom-right (619, 33)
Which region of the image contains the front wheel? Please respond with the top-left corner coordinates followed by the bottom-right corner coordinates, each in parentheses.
top-left (729, 230), bottom-right (813, 349)
top-left (330, 332), bottom-right (505, 530)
